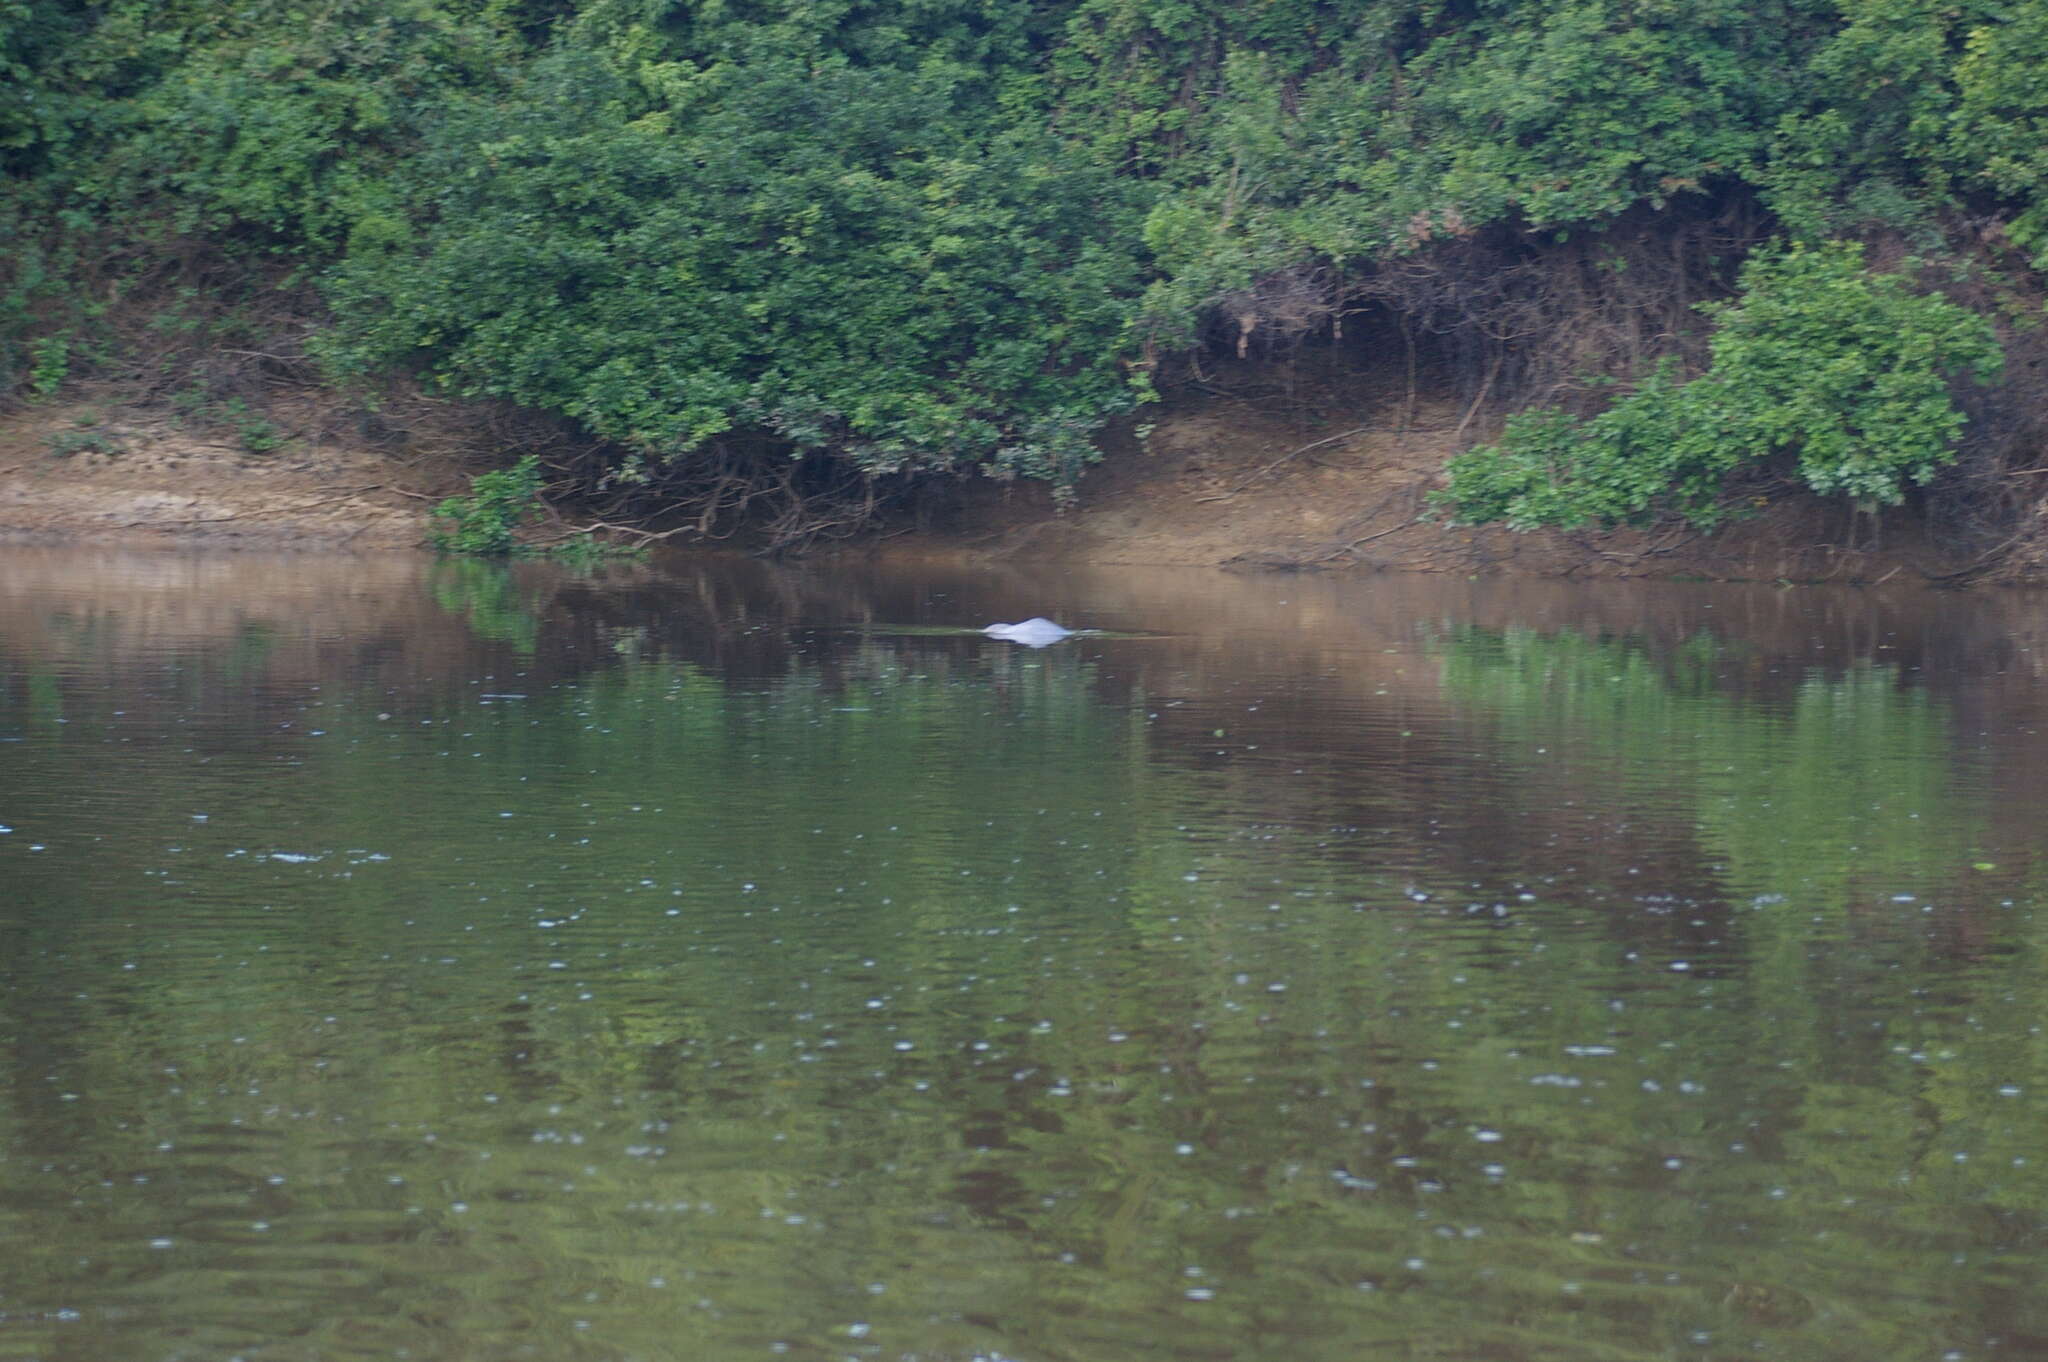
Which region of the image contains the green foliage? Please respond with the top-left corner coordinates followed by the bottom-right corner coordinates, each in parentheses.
top-left (219, 397), bottom-right (285, 454)
top-left (429, 453), bottom-right (640, 561)
top-left (1439, 243), bottom-right (2004, 530)
top-left (1109, 0), bottom-right (1828, 343)
top-left (45, 427), bottom-right (125, 459)
top-left (162, 387), bottom-right (288, 453)
top-left (1949, 7), bottom-right (2048, 265)
top-left (430, 454), bottom-right (547, 555)
top-left (319, 37), bottom-right (1152, 490)
top-left (6, 0), bottom-right (2046, 515)
top-left (1761, 2), bottom-right (2048, 255)
top-left (26, 335), bottom-right (69, 399)
top-left (30, 0), bottom-right (525, 252)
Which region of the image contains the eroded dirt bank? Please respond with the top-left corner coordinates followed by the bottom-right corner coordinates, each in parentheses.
top-left (884, 381), bottom-right (2009, 585)
top-left (0, 388), bottom-right (2020, 584)
top-left (0, 401), bottom-right (441, 549)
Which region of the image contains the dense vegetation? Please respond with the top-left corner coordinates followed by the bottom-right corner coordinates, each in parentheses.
top-left (6, 0), bottom-right (2048, 544)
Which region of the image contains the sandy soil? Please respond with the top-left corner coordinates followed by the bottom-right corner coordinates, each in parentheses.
top-left (945, 395), bottom-right (1460, 569)
top-left (0, 400), bottom-right (439, 549)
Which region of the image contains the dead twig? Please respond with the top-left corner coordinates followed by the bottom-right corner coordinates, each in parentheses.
top-left (537, 519), bottom-right (700, 544)
top-left (1193, 425), bottom-right (1377, 502)
top-left (1450, 349), bottom-right (1502, 446)
top-left (1316, 518), bottom-right (1421, 562)
top-left (1919, 530), bottom-right (2029, 584)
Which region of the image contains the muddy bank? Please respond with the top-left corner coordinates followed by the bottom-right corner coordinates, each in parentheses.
top-left (0, 391), bottom-right (2020, 584)
top-left (883, 384), bottom-right (2008, 586)
top-left (0, 401), bottom-right (440, 549)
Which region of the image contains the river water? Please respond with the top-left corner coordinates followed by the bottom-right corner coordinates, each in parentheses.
top-left (1, 546), bottom-right (2045, 1361)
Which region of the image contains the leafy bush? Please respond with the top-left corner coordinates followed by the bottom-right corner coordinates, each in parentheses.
top-left (430, 455), bottom-right (546, 556)
top-left (1438, 244), bottom-right (2004, 530)
top-left (1948, 7), bottom-right (2048, 265)
top-left (320, 39), bottom-right (1153, 493)
top-left (27, 335), bottom-right (68, 398)
top-left (430, 454), bottom-right (643, 562)
top-left (46, 427), bottom-right (125, 458)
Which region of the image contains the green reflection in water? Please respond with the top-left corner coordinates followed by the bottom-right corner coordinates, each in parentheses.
top-left (430, 558), bottom-right (542, 654)
top-left (1, 611), bottom-right (2045, 1361)
top-left (1436, 625), bottom-right (1995, 904)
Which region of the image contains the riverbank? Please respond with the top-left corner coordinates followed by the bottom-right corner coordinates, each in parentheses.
top-left (0, 385), bottom-right (2024, 585)
top-left (0, 397), bottom-right (441, 549)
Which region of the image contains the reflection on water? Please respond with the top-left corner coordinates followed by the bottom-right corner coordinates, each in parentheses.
top-left (2, 547), bottom-right (2046, 1361)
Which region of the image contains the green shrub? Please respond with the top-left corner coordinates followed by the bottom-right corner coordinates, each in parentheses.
top-left (318, 39), bottom-right (1153, 495)
top-left (220, 397), bottom-right (284, 454)
top-left (1438, 243), bottom-right (2004, 530)
top-left (46, 427), bottom-right (124, 458)
top-left (430, 454), bottom-right (545, 556)
top-left (27, 335), bottom-right (69, 398)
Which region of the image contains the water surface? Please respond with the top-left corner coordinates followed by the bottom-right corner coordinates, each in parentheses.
top-left (3, 547), bottom-right (2046, 1361)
